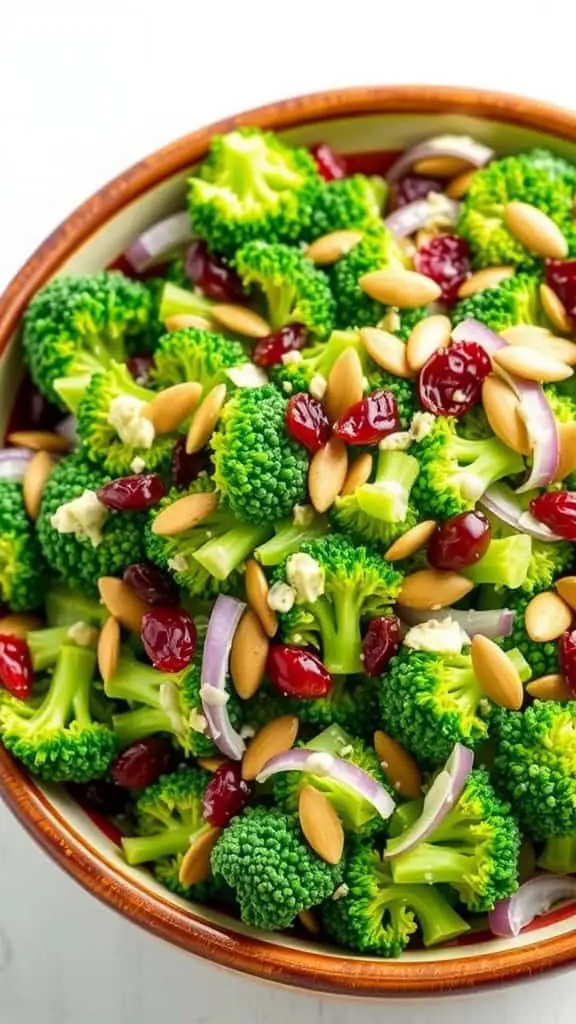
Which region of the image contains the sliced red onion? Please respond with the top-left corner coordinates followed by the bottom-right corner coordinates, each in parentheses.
top-left (123, 212), bottom-right (192, 272)
top-left (481, 484), bottom-right (564, 543)
top-left (386, 135), bottom-right (494, 184)
top-left (399, 606), bottom-right (515, 639)
top-left (452, 317), bottom-right (504, 356)
top-left (489, 875), bottom-right (576, 938)
top-left (256, 748), bottom-right (396, 821)
top-left (385, 744), bottom-right (474, 859)
top-left (0, 447), bottom-right (34, 481)
top-left (385, 196), bottom-right (460, 239)
top-left (200, 594), bottom-right (246, 761)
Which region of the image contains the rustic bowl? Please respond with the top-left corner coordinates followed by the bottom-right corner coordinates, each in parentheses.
top-left (1, 85), bottom-right (576, 998)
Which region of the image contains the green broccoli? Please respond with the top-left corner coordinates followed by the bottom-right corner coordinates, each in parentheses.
top-left (156, 280), bottom-right (216, 325)
top-left (253, 512), bottom-right (329, 566)
top-left (151, 327), bottom-right (247, 392)
top-left (27, 623), bottom-right (97, 671)
top-left (538, 836), bottom-right (576, 875)
top-left (0, 481), bottom-right (47, 611)
top-left (461, 535), bottom-right (533, 589)
top-left (330, 224), bottom-right (408, 329)
top-left (501, 591), bottom-right (560, 679)
top-left (331, 450), bottom-right (420, 549)
top-left (244, 675), bottom-right (378, 737)
top-left (45, 586), bottom-right (108, 628)
top-left (304, 174), bottom-right (386, 240)
top-left (458, 405), bottom-right (493, 441)
top-left (545, 385), bottom-right (576, 427)
top-left (452, 273), bottom-right (544, 333)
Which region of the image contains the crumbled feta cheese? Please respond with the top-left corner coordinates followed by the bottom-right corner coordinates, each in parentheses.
top-left (66, 621), bottom-right (98, 647)
top-left (309, 373), bottom-right (327, 400)
top-left (331, 883), bottom-right (350, 901)
top-left (292, 504), bottom-right (315, 527)
top-left (410, 411), bottom-right (436, 441)
top-left (403, 617), bottom-right (470, 655)
top-left (107, 395), bottom-right (155, 448)
top-left (51, 489), bottom-right (108, 547)
top-left (339, 745), bottom-right (353, 758)
top-left (159, 682), bottom-right (186, 736)
top-left (282, 381), bottom-right (293, 394)
top-left (304, 752), bottom-right (334, 776)
top-left (189, 711), bottom-right (208, 734)
top-left (451, 389), bottom-right (468, 404)
top-left (240, 724), bottom-right (256, 740)
top-left (267, 581), bottom-right (297, 613)
top-left (281, 350), bottom-right (304, 365)
top-left (286, 553), bottom-right (325, 604)
top-left (130, 456), bottom-right (146, 474)
top-left (226, 363), bottom-right (268, 388)
top-left (168, 554), bottom-right (189, 573)
top-left (379, 431), bottom-right (413, 451)
top-left (378, 308), bottom-right (401, 333)
top-left (200, 684), bottom-right (229, 707)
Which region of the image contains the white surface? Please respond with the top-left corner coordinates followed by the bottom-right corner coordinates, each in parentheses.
top-left (1, 4), bottom-right (576, 1021)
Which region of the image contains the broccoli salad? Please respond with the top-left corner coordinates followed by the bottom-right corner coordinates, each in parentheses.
top-left (3, 128), bottom-right (576, 956)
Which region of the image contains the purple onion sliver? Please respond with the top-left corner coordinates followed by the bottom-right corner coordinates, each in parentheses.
top-left (489, 875), bottom-right (576, 938)
top-left (399, 606), bottom-right (516, 639)
top-left (384, 197), bottom-right (460, 239)
top-left (481, 484), bottom-right (564, 543)
top-left (200, 594), bottom-right (246, 761)
top-left (451, 317), bottom-right (506, 356)
top-left (386, 136), bottom-right (494, 184)
top-left (123, 211), bottom-right (193, 272)
top-left (0, 448), bottom-right (34, 482)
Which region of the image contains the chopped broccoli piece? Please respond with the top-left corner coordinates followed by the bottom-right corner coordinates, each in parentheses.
top-left (331, 223), bottom-right (407, 329)
top-left (461, 535), bottom-right (533, 589)
top-left (305, 174), bottom-right (385, 239)
top-left (0, 481), bottom-right (47, 611)
top-left (151, 327), bottom-right (246, 391)
top-left (45, 586), bottom-right (108, 628)
top-left (332, 449), bottom-right (420, 549)
top-left (452, 272), bottom-right (544, 333)
top-left (253, 513), bottom-right (328, 565)
top-left (501, 591), bottom-right (560, 679)
top-left (538, 836), bottom-right (576, 875)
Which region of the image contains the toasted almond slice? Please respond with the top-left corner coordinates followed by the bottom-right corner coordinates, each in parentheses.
top-left (413, 156), bottom-right (472, 177)
top-left (398, 569), bottom-right (473, 610)
top-left (324, 347), bottom-right (365, 422)
top-left (481, 376), bottom-right (531, 455)
top-left (540, 282), bottom-right (573, 334)
top-left (186, 383), bottom-right (227, 454)
top-left (406, 314), bottom-right (452, 372)
top-left (341, 453), bottom-right (373, 497)
top-left (245, 560), bottom-right (277, 638)
top-left (152, 491), bottom-right (218, 536)
top-left (178, 827), bottom-right (222, 888)
top-left (446, 169), bottom-right (476, 199)
top-left (359, 269), bottom-right (442, 308)
top-left (143, 382), bottom-right (202, 434)
top-left (308, 437), bottom-right (348, 514)
top-left (384, 520), bottom-right (437, 562)
top-left (470, 634), bottom-right (524, 710)
top-left (230, 608), bottom-right (270, 700)
top-left (242, 714), bottom-right (299, 781)
top-left (373, 730), bottom-right (422, 799)
top-left (0, 613), bottom-right (42, 638)
top-left (504, 202), bottom-right (568, 259)
top-left (306, 229), bottom-right (362, 265)
top-left (500, 324), bottom-right (551, 345)
top-left (298, 909), bottom-right (321, 935)
top-left (360, 327), bottom-right (413, 379)
top-left (502, 328), bottom-right (576, 367)
top-left (457, 266), bottom-right (515, 299)
top-left (526, 674), bottom-right (573, 701)
top-left (164, 313), bottom-right (216, 332)
top-left (298, 786), bottom-right (344, 865)
top-left (493, 345), bottom-right (573, 383)
top-left (211, 304), bottom-right (270, 338)
top-left (97, 577), bottom-right (149, 633)
top-left (525, 591), bottom-right (573, 642)
top-left (7, 430), bottom-right (70, 453)
top-left (22, 450), bottom-right (54, 520)
top-left (556, 576), bottom-right (576, 611)
top-left (197, 756), bottom-right (226, 772)
top-left (554, 423), bottom-right (576, 482)
top-left (97, 616), bottom-right (121, 684)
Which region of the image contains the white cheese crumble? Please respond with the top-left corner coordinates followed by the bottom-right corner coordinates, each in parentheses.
top-left (403, 618), bottom-right (470, 655)
top-left (282, 381), bottom-right (293, 394)
top-left (286, 553), bottom-right (325, 604)
top-left (168, 553), bottom-right (189, 573)
top-left (200, 684), bottom-right (229, 707)
top-left (267, 581), bottom-right (297, 613)
top-left (240, 724), bottom-right (256, 740)
top-left (226, 363), bottom-right (268, 388)
top-left (379, 431), bottom-right (413, 451)
top-left (410, 411), bottom-right (436, 441)
top-left (339, 745), bottom-right (353, 758)
top-left (130, 456), bottom-right (146, 474)
top-left (66, 621), bottom-right (98, 647)
top-left (107, 395), bottom-right (155, 449)
top-left (331, 884), bottom-right (350, 901)
top-left (451, 389), bottom-right (468, 404)
top-left (292, 504), bottom-right (315, 527)
top-left (189, 711), bottom-right (208, 734)
top-left (281, 350), bottom-right (304, 365)
top-left (304, 752), bottom-right (334, 776)
top-left (309, 373), bottom-right (327, 400)
top-left (159, 682), bottom-right (186, 736)
top-left (51, 489), bottom-right (108, 548)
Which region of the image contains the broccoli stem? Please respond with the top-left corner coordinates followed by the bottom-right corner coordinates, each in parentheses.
top-left (452, 437), bottom-right (525, 502)
top-left (193, 523), bottom-right (271, 580)
top-left (45, 587), bottom-right (107, 627)
top-left (27, 626), bottom-right (71, 671)
top-left (391, 842), bottom-right (478, 888)
top-left (372, 859), bottom-right (470, 946)
top-left (112, 707), bottom-right (172, 747)
top-left (28, 645), bottom-right (96, 734)
top-left (158, 282), bottom-right (214, 323)
top-left (313, 591), bottom-right (363, 675)
top-left (254, 516), bottom-right (329, 565)
top-left (122, 822), bottom-right (211, 866)
top-left (462, 536), bottom-right (533, 589)
top-left (356, 451), bottom-right (420, 523)
top-left (104, 657), bottom-right (176, 708)
top-left (537, 836), bottom-right (576, 875)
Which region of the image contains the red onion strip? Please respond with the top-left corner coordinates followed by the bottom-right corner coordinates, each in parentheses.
top-left (200, 595), bottom-right (246, 761)
top-left (386, 136), bottom-right (494, 184)
top-left (398, 606), bottom-right (515, 639)
top-left (385, 196), bottom-right (460, 239)
top-left (481, 484), bottom-right (564, 543)
top-left (0, 448), bottom-right (34, 481)
top-left (123, 212), bottom-right (192, 273)
top-left (489, 875), bottom-right (576, 938)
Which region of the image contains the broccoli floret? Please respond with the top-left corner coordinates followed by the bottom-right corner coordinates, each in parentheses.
top-left (45, 586), bottom-right (108, 628)
top-left (522, 538), bottom-right (573, 596)
top-left (187, 128), bottom-right (323, 257)
top-left (210, 806), bottom-right (342, 930)
top-left (538, 836), bottom-right (576, 875)
top-left (322, 838), bottom-right (469, 956)
top-left (452, 273), bottom-right (544, 333)
top-left (388, 769), bottom-right (520, 913)
top-left (412, 416), bottom-right (525, 520)
top-left (458, 405), bottom-right (493, 441)
top-left (461, 535), bottom-right (533, 589)
top-left (304, 174), bottom-right (385, 239)
top-left (545, 384), bottom-right (576, 427)
top-left (458, 149), bottom-right (576, 269)
top-left (253, 513), bottom-right (329, 566)
top-left (151, 327), bottom-right (247, 392)
top-left (331, 224), bottom-right (407, 329)
top-left (273, 533), bottom-right (402, 675)
top-left (0, 481), bottom-right (47, 611)
top-left (37, 453), bottom-right (146, 596)
top-left (501, 591), bottom-right (560, 679)
top-left (211, 385), bottom-right (308, 525)
top-left (332, 450), bottom-right (420, 549)
top-left (0, 644), bottom-right (117, 782)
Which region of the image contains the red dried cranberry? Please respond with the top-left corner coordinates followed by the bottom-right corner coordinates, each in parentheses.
top-left (286, 393), bottom-right (331, 452)
top-left (334, 389), bottom-right (400, 446)
top-left (545, 260), bottom-right (576, 326)
top-left (427, 511), bottom-right (491, 571)
top-left (126, 354), bottom-right (155, 386)
top-left (362, 617), bottom-right (401, 676)
top-left (22, 383), bottom-right (64, 431)
top-left (0, 635), bottom-right (33, 699)
top-left (253, 323), bottom-right (308, 367)
top-left (185, 240), bottom-right (244, 302)
top-left (70, 780), bottom-right (129, 816)
top-left (392, 174), bottom-right (444, 209)
top-left (202, 761), bottom-right (252, 827)
top-left (97, 474), bottom-right (166, 512)
top-left (529, 491), bottom-right (576, 541)
top-left (418, 341), bottom-right (491, 417)
top-left (141, 607), bottom-right (197, 672)
top-left (560, 629), bottom-right (576, 697)
top-left (267, 645), bottom-right (333, 699)
top-left (310, 143), bottom-right (348, 181)
top-left (111, 737), bottom-right (176, 790)
top-left (415, 234), bottom-right (471, 303)
top-left (171, 437), bottom-right (211, 489)
top-left (123, 563), bottom-right (179, 606)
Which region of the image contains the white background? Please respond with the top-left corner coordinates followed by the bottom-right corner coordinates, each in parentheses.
top-left (1, 4), bottom-right (576, 1022)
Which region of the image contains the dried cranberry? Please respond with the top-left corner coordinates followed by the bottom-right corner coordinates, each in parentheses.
top-left (392, 174), bottom-right (444, 209)
top-left (334, 389), bottom-right (399, 446)
top-left (286, 393), bottom-right (331, 452)
top-left (560, 629), bottom-right (576, 697)
top-left (253, 323), bottom-right (308, 367)
top-left (0, 635), bottom-right (33, 699)
top-left (185, 240), bottom-right (244, 303)
top-left (70, 780), bottom-right (129, 816)
top-left (310, 143), bottom-right (348, 181)
top-left (267, 645), bottom-right (333, 699)
top-left (202, 761), bottom-right (252, 827)
top-left (418, 341), bottom-right (491, 417)
top-left (22, 383), bottom-right (64, 431)
top-left (97, 474), bottom-right (166, 512)
top-left (126, 354), bottom-right (155, 386)
top-left (362, 617), bottom-right (401, 676)
top-left (415, 234), bottom-right (471, 303)
top-left (123, 563), bottom-right (179, 606)
top-left (111, 737), bottom-right (176, 790)
top-left (546, 260), bottom-right (576, 326)
top-left (529, 491), bottom-right (576, 541)
top-left (141, 607), bottom-right (197, 672)
top-left (171, 437), bottom-right (211, 489)
top-left (427, 511), bottom-right (491, 571)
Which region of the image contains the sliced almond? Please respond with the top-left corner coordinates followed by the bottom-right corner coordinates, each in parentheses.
top-left (211, 304), bottom-right (270, 338)
top-left (324, 347), bottom-right (364, 422)
top-left (0, 613), bottom-right (42, 638)
top-left (245, 560), bottom-right (277, 638)
top-left (359, 269), bottom-right (442, 308)
top-left (178, 827), bottom-right (222, 888)
top-left (97, 616), bottom-right (121, 684)
top-left (308, 437), bottom-right (348, 514)
top-left (341, 453), bottom-right (373, 497)
top-left (556, 576), bottom-right (576, 612)
top-left (554, 423), bottom-right (576, 482)
top-left (197, 756), bottom-right (226, 772)
top-left (230, 608), bottom-right (270, 700)
top-left (7, 430), bottom-right (70, 453)
top-left (360, 327), bottom-right (413, 379)
top-left (373, 730), bottom-right (422, 799)
top-left (298, 786), bottom-right (344, 866)
top-left (97, 577), bottom-right (149, 633)
top-left (457, 266), bottom-right (515, 299)
top-left (143, 382), bottom-right (202, 434)
top-left (470, 634), bottom-right (524, 710)
top-left (384, 520), bottom-right (437, 562)
top-left (413, 156), bottom-right (472, 178)
top-left (501, 324), bottom-right (551, 345)
top-left (406, 314), bottom-right (451, 372)
top-left (398, 569), bottom-right (473, 610)
top-left (526, 674), bottom-right (573, 701)
top-left (493, 345), bottom-right (573, 383)
top-left (242, 714), bottom-right (299, 781)
top-left (164, 313), bottom-right (216, 332)
top-left (446, 169), bottom-right (476, 199)
top-left (298, 909), bottom-right (321, 935)
top-left (502, 327), bottom-right (576, 367)
top-left (525, 591), bottom-right (573, 643)
top-left (306, 229), bottom-right (362, 265)
top-left (540, 283), bottom-right (573, 334)
top-left (503, 202), bottom-right (568, 259)
top-left (186, 383), bottom-right (227, 454)
top-left (481, 376), bottom-right (531, 455)
top-left (152, 491), bottom-right (218, 537)
top-left (22, 450), bottom-right (54, 520)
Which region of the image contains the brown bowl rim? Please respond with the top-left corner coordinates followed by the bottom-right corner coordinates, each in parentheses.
top-left (2, 84), bottom-right (576, 996)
